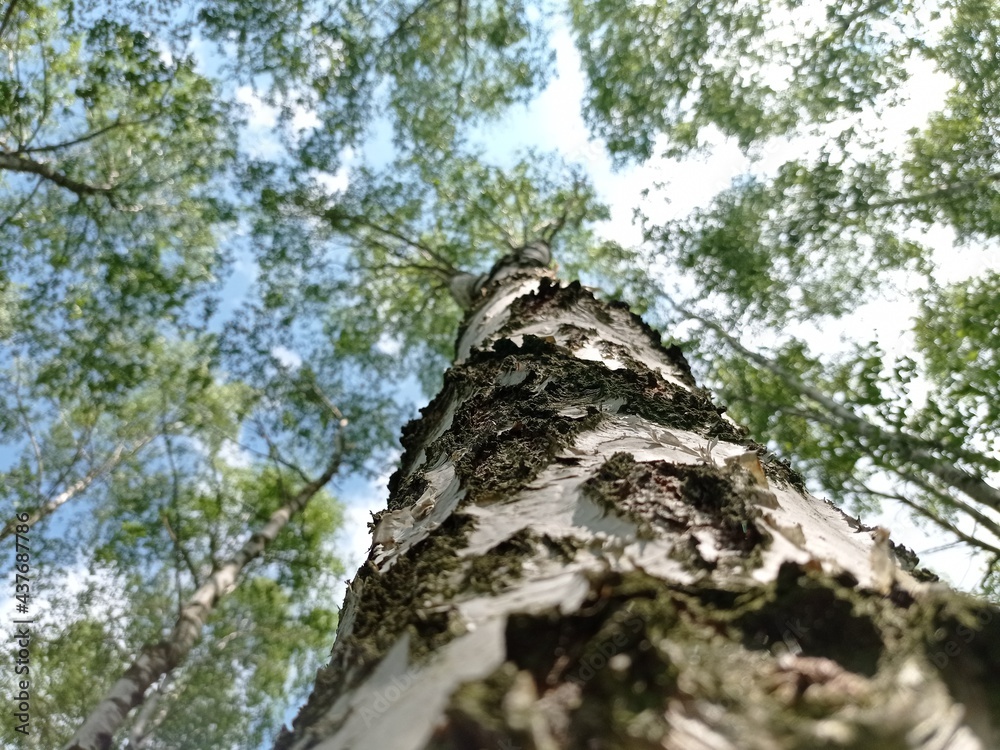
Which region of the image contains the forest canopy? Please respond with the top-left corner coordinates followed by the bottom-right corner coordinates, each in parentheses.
top-left (1, 0), bottom-right (999, 746)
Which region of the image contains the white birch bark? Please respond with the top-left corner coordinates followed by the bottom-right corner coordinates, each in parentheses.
top-left (275, 263), bottom-right (1000, 750)
top-left (0, 435), bottom-right (154, 542)
top-left (63, 440), bottom-right (344, 750)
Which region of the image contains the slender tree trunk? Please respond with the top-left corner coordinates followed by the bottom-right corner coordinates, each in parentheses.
top-left (63, 440), bottom-right (344, 750)
top-left (0, 436), bottom-right (153, 542)
top-left (275, 257), bottom-right (1000, 750)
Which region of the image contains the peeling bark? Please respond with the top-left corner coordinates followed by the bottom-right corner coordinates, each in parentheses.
top-left (63, 441), bottom-right (344, 750)
top-left (276, 264), bottom-right (1000, 750)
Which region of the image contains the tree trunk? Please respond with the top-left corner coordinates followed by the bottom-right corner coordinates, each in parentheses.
top-left (0, 436), bottom-right (154, 543)
top-left (275, 260), bottom-right (1000, 750)
top-left (63, 440), bottom-right (344, 750)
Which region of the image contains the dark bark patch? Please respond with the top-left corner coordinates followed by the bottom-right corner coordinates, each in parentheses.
top-left (434, 572), bottom-right (700, 749)
top-left (923, 599), bottom-right (1000, 740)
top-left (889, 540), bottom-right (940, 584)
top-left (330, 515), bottom-right (474, 692)
top-left (388, 370), bottom-right (470, 501)
top-left (539, 533), bottom-right (581, 563)
top-left (430, 663), bottom-right (522, 750)
top-left (583, 452), bottom-right (771, 563)
top-left (581, 452), bottom-right (657, 539)
top-left (451, 407), bottom-right (601, 503)
top-left (489, 334), bottom-right (743, 441)
top-left (556, 322), bottom-right (598, 350)
top-left (432, 570), bottom-right (996, 750)
top-left (504, 278), bottom-right (698, 388)
top-left (464, 529), bottom-right (536, 595)
top-left (743, 439), bottom-right (809, 494)
top-left (462, 531), bottom-right (586, 598)
top-left (282, 519), bottom-right (474, 742)
top-left (379, 472), bottom-right (429, 517)
top-left (736, 562), bottom-right (884, 678)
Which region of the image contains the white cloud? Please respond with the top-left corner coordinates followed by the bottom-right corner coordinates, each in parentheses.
top-left (313, 168), bottom-right (350, 195)
top-left (271, 345), bottom-right (303, 370)
top-left (236, 85), bottom-right (279, 128)
top-left (375, 334), bottom-right (403, 356)
top-left (217, 439), bottom-right (253, 469)
top-left (292, 108), bottom-right (321, 134)
top-left (234, 86), bottom-right (283, 158)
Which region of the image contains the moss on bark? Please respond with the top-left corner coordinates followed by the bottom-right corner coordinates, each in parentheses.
top-left (431, 566), bottom-right (1000, 749)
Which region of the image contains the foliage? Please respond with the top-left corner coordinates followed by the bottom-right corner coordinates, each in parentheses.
top-left (0, 0), bottom-right (238, 397)
top-left (250, 150), bottom-right (653, 391)
top-left (617, 0), bottom-right (1000, 594)
top-left (198, 0), bottom-right (552, 166)
top-left (570, 0), bottom-right (918, 163)
top-left (7, 0), bottom-right (1000, 742)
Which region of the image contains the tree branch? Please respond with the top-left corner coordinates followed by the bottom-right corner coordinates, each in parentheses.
top-left (0, 0), bottom-right (22, 42)
top-left (895, 469), bottom-right (1000, 545)
top-left (861, 171), bottom-right (1000, 212)
top-left (348, 212), bottom-right (461, 278)
top-left (860, 481), bottom-right (1000, 560)
top-left (0, 435), bottom-right (153, 542)
top-left (684, 308), bottom-right (1000, 511)
top-left (161, 512), bottom-right (202, 588)
top-left (18, 117), bottom-right (154, 155)
top-left (0, 152), bottom-right (115, 197)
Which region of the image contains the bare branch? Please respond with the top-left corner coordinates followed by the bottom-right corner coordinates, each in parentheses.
top-left (161, 512), bottom-right (202, 588)
top-left (0, 434), bottom-right (154, 542)
top-left (0, 0), bottom-right (22, 42)
top-left (252, 415), bottom-right (311, 484)
top-left (860, 481), bottom-right (1000, 560)
top-left (0, 174), bottom-right (42, 230)
top-left (683, 307), bottom-right (1000, 511)
top-left (347, 211), bottom-right (461, 278)
top-left (19, 116), bottom-right (155, 155)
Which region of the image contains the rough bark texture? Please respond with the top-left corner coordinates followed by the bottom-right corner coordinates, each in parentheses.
top-left (275, 268), bottom-right (1000, 750)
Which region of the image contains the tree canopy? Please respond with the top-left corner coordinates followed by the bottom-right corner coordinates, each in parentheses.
top-left (3, 0), bottom-right (1000, 745)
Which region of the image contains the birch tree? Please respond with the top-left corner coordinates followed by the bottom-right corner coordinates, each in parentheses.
top-left (64, 429), bottom-right (345, 750)
top-left (273, 235), bottom-right (1000, 750)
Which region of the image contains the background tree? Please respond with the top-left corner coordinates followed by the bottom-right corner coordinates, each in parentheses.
top-left (611, 0), bottom-right (1000, 592)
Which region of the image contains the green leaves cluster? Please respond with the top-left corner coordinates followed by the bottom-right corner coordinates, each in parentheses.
top-left (571, 0), bottom-right (917, 163)
top-left (197, 0), bottom-right (552, 165)
top-left (1, 0), bottom-right (237, 400)
top-left (252, 151), bottom-right (636, 390)
top-left (606, 0), bottom-right (1000, 590)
